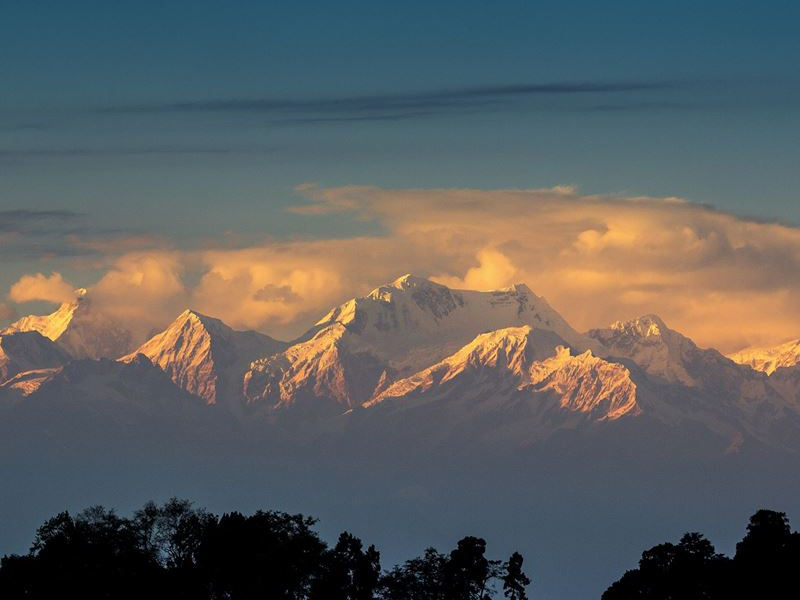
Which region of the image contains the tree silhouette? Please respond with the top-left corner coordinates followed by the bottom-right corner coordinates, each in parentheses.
top-left (5, 507), bottom-right (161, 599)
top-left (0, 499), bottom-right (531, 600)
top-left (312, 532), bottom-right (381, 600)
top-left (603, 509), bottom-right (800, 600)
top-left (378, 536), bottom-right (514, 600)
top-left (734, 509), bottom-right (800, 599)
top-left (444, 536), bottom-right (502, 600)
top-left (501, 552), bottom-right (530, 600)
top-left (379, 547), bottom-right (449, 600)
top-left (603, 532), bottom-right (731, 599)
top-left (196, 510), bottom-right (327, 599)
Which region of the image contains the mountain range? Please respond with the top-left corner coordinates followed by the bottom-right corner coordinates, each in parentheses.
top-left (3, 274), bottom-right (800, 599)
top-left (2, 273), bottom-right (800, 452)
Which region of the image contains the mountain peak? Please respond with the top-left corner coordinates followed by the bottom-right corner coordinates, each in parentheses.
top-left (366, 326), bottom-right (639, 427)
top-left (309, 274), bottom-right (598, 374)
top-left (388, 274), bottom-right (437, 290)
top-left (3, 291), bottom-right (132, 360)
top-left (729, 338), bottom-right (800, 375)
top-left (127, 309), bottom-right (285, 406)
top-left (457, 325), bottom-right (573, 367)
top-left (365, 325), bottom-right (554, 408)
top-left (473, 324), bottom-right (533, 344)
top-left (456, 325), bottom-right (535, 371)
top-left (609, 314), bottom-right (669, 340)
top-left (498, 282), bottom-right (534, 296)
top-left (177, 309), bottom-right (222, 329)
top-left (4, 299), bottom-right (79, 342)
top-left (250, 276), bottom-right (600, 415)
top-left (387, 275), bottom-right (536, 297)
top-left (362, 274), bottom-right (446, 303)
top-left (588, 314), bottom-right (734, 387)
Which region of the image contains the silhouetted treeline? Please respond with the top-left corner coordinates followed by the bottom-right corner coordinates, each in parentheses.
top-left (603, 509), bottom-right (800, 599)
top-left (0, 498), bottom-right (530, 600)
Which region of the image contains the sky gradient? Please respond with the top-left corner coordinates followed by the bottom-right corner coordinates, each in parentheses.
top-left (2, 0), bottom-right (800, 351)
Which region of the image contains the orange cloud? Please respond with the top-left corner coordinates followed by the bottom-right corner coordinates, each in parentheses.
top-left (89, 252), bottom-right (190, 340)
top-left (285, 185), bottom-right (800, 352)
top-left (189, 239), bottom-right (426, 338)
top-left (432, 248), bottom-right (519, 291)
top-left (14, 185), bottom-right (799, 353)
top-left (9, 272), bottom-right (78, 305)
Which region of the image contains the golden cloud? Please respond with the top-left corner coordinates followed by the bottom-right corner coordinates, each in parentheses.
top-left (8, 272), bottom-right (79, 305)
top-left (11, 185), bottom-right (800, 352)
top-left (89, 252), bottom-right (191, 340)
top-left (287, 185), bottom-right (800, 351)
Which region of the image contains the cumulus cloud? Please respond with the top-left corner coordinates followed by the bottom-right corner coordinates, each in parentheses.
top-left (189, 240), bottom-right (414, 336)
top-left (12, 185), bottom-right (800, 352)
top-left (253, 284), bottom-right (301, 303)
top-left (89, 252), bottom-right (190, 340)
top-left (9, 272), bottom-right (78, 304)
top-left (278, 184), bottom-right (800, 351)
top-left (433, 248), bottom-right (520, 291)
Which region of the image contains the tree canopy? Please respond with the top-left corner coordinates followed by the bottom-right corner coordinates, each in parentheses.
top-left (603, 509), bottom-right (800, 600)
top-left (0, 499), bottom-right (531, 600)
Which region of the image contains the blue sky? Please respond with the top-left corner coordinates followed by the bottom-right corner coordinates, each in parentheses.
top-left (1, 0), bottom-right (800, 334)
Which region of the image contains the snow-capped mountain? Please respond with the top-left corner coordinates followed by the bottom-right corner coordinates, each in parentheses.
top-left (243, 275), bottom-right (599, 414)
top-left (587, 314), bottom-right (748, 388)
top-left (0, 354), bottom-right (200, 415)
top-left (225, 278), bottom-right (800, 449)
top-left (243, 322), bottom-right (387, 415)
top-left (357, 311), bottom-right (797, 451)
top-left (361, 326), bottom-right (639, 444)
top-left (583, 315), bottom-right (800, 450)
top-left (0, 354), bottom-right (222, 456)
top-left (3, 290), bottom-right (133, 360)
top-left (4, 296), bottom-right (78, 342)
top-left (2, 274), bottom-right (800, 451)
top-left (3, 274), bottom-right (800, 600)
top-left (123, 310), bottom-right (285, 411)
top-left (729, 338), bottom-right (800, 375)
top-left (365, 325), bottom-right (568, 405)
top-left (313, 274), bottom-right (598, 371)
top-left (0, 330), bottom-right (72, 384)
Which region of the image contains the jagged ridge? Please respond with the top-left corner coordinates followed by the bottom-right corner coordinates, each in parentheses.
top-left (0, 331), bottom-right (72, 383)
top-left (3, 290), bottom-right (133, 359)
top-left (244, 275), bottom-right (600, 414)
top-left (367, 326), bottom-right (639, 426)
top-left (729, 338), bottom-right (800, 375)
top-left (123, 309), bottom-right (285, 408)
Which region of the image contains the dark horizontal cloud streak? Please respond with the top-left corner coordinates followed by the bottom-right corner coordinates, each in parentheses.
top-left (0, 146), bottom-right (282, 159)
top-left (0, 209), bottom-right (81, 221)
top-left (0, 209), bottom-right (156, 260)
top-left (0, 209), bottom-right (82, 234)
top-left (98, 80), bottom-right (681, 118)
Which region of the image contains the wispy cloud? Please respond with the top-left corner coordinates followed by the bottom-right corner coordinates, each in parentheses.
top-left (0, 209), bottom-right (159, 259)
top-left (0, 145), bottom-right (281, 160)
top-left (574, 101), bottom-right (707, 113)
top-left (0, 209), bottom-right (82, 233)
top-left (279, 111), bottom-right (440, 125)
top-left (95, 80), bottom-right (683, 122)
